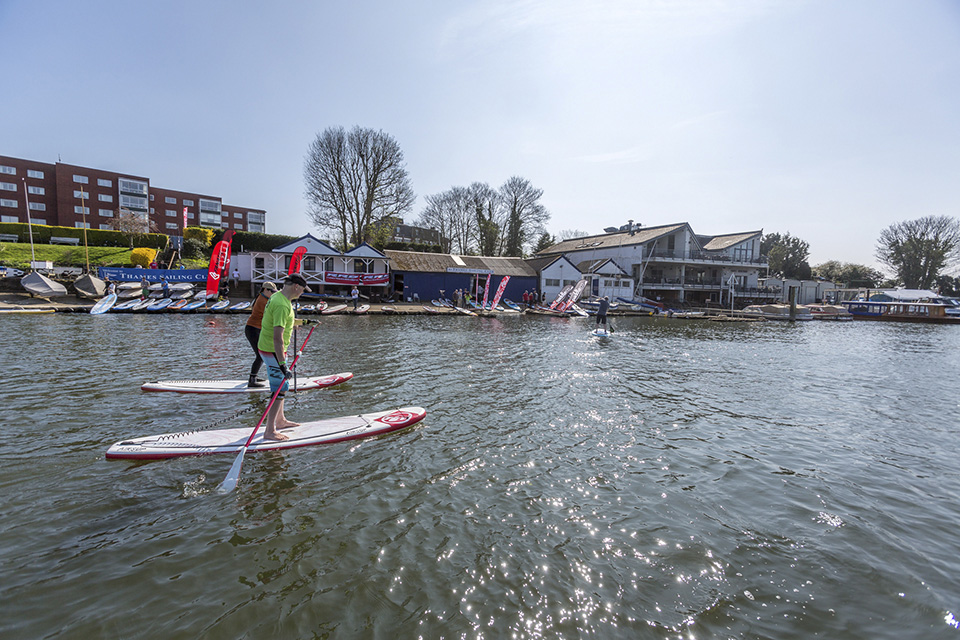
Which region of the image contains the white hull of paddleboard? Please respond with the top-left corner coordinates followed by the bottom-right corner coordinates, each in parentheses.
top-left (90, 293), bottom-right (118, 315)
top-left (141, 372), bottom-right (353, 394)
top-left (105, 406), bottom-right (426, 460)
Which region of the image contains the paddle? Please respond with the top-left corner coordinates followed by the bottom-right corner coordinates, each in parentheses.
top-left (217, 322), bottom-right (318, 494)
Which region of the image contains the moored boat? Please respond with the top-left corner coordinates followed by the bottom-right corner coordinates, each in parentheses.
top-left (840, 300), bottom-right (960, 324)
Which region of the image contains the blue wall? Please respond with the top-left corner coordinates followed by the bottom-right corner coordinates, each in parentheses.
top-left (394, 272), bottom-right (538, 303)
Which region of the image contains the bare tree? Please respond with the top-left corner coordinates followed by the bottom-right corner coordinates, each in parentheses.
top-left (876, 215), bottom-right (960, 289)
top-left (114, 208), bottom-right (157, 248)
top-left (416, 187), bottom-right (475, 254)
top-left (558, 229), bottom-right (589, 241)
top-left (499, 176), bottom-right (549, 257)
top-left (304, 126), bottom-right (416, 249)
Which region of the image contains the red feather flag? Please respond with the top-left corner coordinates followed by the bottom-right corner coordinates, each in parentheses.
top-left (289, 246), bottom-right (307, 275)
top-left (205, 232), bottom-right (235, 299)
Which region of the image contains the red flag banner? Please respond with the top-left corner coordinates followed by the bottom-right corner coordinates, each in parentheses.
top-left (205, 241), bottom-right (230, 298)
top-left (182, 206), bottom-right (188, 230)
top-left (481, 276), bottom-right (491, 309)
top-left (323, 272), bottom-right (389, 286)
top-left (559, 279), bottom-right (588, 312)
top-left (490, 276), bottom-right (510, 310)
top-left (289, 246), bottom-right (307, 275)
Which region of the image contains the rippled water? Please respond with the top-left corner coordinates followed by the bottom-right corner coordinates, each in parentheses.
top-left (2, 313), bottom-right (959, 638)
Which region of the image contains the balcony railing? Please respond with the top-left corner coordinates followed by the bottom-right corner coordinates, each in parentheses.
top-left (646, 250), bottom-right (768, 265)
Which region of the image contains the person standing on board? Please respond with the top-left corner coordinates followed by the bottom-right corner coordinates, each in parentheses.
top-left (161, 277), bottom-right (170, 298)
top-left (258, 273), bottom-right (311, 441)
top-left (245, 281), bottom-right (277, 388)
top-left (596, 296), bottom-right (610, 329)
top-left (140, 275), bottom-right (150, 299)
top-left (351, 285), bottom-right (360, 310)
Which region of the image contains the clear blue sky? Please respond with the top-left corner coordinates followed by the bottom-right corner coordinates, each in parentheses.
top-left (2, 0), bottom-right (958, 270)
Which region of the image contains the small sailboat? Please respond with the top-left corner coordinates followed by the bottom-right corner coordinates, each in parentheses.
top-left (74, 273), bottom-right (107, 298)
top-left (21, 271), bottom-right (68, 297)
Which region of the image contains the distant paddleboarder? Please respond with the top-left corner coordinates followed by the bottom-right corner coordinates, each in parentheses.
top-left (596, 296), bottom-right (610, 329)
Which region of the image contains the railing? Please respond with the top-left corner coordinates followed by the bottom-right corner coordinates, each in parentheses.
top-left (646, 250), bottom-right (768, 265)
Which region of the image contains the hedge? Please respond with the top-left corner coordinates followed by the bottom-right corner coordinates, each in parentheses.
top-left (0, 222), bottom-right (168, 249)
top-left (211, 230), bottom-right (300, 252)
top-left (131, 247), bottom-right (158, 268)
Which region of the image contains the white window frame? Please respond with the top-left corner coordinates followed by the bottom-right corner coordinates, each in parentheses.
top-left (99, 208), bottom-right (114, 217)
top-left (29, 202), bottom-right (46, 211)
top-left (0, 182), bottom-right (16, 192)
top-left (27, 186), bottom-right (44, 195)
top-left (28, 169), bottom-right (44, 179)
top-left (73, 175), bottom-right (89, 184)
top-left (1, 199), bottom-right (18, 208)
top-left (0, 166), bottom-right (16, 175)
top-left (74, 206), bottom-right (90, 215)
top-left (98, 194), bottom-right (113, 202)
top-left (165, 196), bottom-right (177, 204)
top-left (97, 178), bottom-right (112, 187)
top-left (75, 221), bottom-right (91, 229)
top-left (2, 214), bottom-right (19, 222)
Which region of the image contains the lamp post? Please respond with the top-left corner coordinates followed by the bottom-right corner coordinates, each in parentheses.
top-left (21, 178), bottom-right (36, 266)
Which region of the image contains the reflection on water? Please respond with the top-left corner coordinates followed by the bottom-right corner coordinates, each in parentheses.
top-left (1, 314), bottom-right (959, 638)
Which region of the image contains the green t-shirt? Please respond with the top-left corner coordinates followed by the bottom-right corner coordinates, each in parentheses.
top-left (257, 292), bottom-right (294, 355)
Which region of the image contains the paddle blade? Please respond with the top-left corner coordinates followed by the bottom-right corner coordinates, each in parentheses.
top-left (217, 449), bottom-right (247, 494)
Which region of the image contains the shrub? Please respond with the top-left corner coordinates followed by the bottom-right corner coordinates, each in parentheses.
top-left (130, 247), bottom-right (157, 268)
top-left (184, 226), bottom-right (215, 247)
top-left (181, 237), bottom-right (208, 260)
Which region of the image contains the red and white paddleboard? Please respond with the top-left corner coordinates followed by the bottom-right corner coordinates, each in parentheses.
top-left (141, 372), bottom-right (353, 394)
top-left (105, 406), bottom-right (426, 460)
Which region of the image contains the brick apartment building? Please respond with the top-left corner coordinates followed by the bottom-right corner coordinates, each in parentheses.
top-left (0, 155), bottom-right (266, 242)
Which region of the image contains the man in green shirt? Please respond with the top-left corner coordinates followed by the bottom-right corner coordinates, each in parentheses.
top-left (257, 273), bottom-right (311, 441)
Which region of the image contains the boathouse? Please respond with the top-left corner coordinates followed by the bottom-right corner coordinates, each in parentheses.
top-left (384, 250), bottom-right (538, 303)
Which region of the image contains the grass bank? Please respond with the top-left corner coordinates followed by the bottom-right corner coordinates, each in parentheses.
top-left (0, 242), bottom-right (205, 269)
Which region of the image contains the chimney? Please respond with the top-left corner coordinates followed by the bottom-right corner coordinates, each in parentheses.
top-left (628, 220), bottom-right (635, 236)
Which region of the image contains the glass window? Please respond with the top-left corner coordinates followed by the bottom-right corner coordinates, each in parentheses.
top-left (75, 221), bottom-right (91, 229)
top-left (234, 223), bottom-right (243, 229)
top-left (165, 222), bottom-right (178, 230)
top-left (2, 214), bottom-right (19, 222)
top-left (249, 223), bottom-right (264, 233)
top-left (99, 209), bottom-right (114, 217)
top-left (98, 194), bottom-right (113, 202)
top-left (183, 199), bottom-right (194, 206)
top-left (165, 196), bottom-right (176, 204)
top-left (99, 224), bottom-right (112, 230)
top-left (166, 209), bottom-right (177, 216)
top-left (118, 178), bottom-right (147, 195)
top-left (187, 212), bottom-right (195, 219)
top-left (74, 206), bottom-right (90, 214)
top-left (97, 178), bottom-right (112, 187)
top-left (255, 257), bottom-right (265, 269)
top-left (73, 175), bottom-right (89, 184)
top-left (199, 198), bottom-right (221, 213)
top-left (28, 169), bottom-right (44, 179)
top-left (234, 212), bottom-right (243, 219)
top-left (28, 186), bottom-right (44, 195)
top-left (29, 202), bottom-right (46, 211)
top-left (119, 195), bottom-right (148, 210)
top-left (303, 257), bottom-right (317, 271)
top-left (221, 222), bottom-right (229, 228)
top-left (0, 199), bottom-right (18, 208)
top-left (0, 182), bottom-right (16, 191)
top-left (0, 166), bottom-right (16, 175)
top-left (32, 218), bottom-right (46, 224)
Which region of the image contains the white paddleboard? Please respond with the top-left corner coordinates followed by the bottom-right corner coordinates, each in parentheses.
top-left (352, 304), bottom-right (370, 314)
top-left (141, 372), bottom-right (353, 394)
top-left (321, 303), bottom-right (347, 315)
top-left (591, 328), bottom-right (611, 337)
top-left (90, 293), bottom-right (118, 315)
top-left (209, 299), bottom-right (230, 310)
top-left (105, 406), bottom-right (426, 460)
top-left (147, 298), bottom-right (174, 311)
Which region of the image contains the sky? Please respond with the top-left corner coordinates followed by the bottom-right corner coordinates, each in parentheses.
top-left (2, 0), bottom-right (959, 270)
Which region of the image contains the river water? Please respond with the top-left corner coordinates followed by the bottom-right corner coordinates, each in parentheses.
top-left (1, 312), bottom-right (959, 639)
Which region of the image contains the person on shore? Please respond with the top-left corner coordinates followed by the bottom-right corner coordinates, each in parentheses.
top-left (106, 280), bottom-right (116, 296)
top-left (161, 277), bottom-right (170, 298)
top-left (596, 296), bottom-right (610, 329)
top-left (245, 281), bottom-right (277, 388)
top-left (231, 268), bottom-right (240, 289)
top-left (351, 285), bottom-right (360, 310)
top-left (140, 276), bottom-right (150, 300)
top-left (257, 273), bottom-right (312, 441)
top-left (522, 290), bottom-right (529, 307)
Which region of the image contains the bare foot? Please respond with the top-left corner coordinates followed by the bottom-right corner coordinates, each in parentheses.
top-left (263, 430), bottom-right (289, 441)
top-left (279, 421), bottom-right (301, 430)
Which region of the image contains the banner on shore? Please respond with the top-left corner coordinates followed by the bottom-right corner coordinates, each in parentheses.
top-left (323, 272), bottom-right (389, 286)
top-left (98, 267), bottom-right (208, 283)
